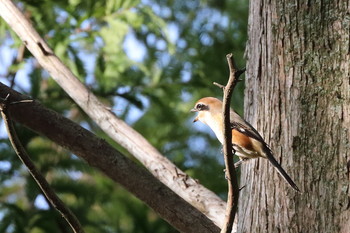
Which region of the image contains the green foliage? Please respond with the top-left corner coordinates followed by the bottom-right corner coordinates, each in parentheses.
top-left (0, 0), bottom-right (248, 232)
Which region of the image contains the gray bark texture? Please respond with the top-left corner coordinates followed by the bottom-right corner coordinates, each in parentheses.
top-left (239, 0), bottom-right (350, 232)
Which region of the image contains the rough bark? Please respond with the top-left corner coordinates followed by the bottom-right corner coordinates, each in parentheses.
top-left (239, 0), bottom-right (350, 232)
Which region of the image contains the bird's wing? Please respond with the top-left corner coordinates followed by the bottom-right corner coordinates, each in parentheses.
top-left (230, 121), bottom-right (262, 141)
top-left (229, 110), bottom-right (265, 142)
top-left (230, 111), bottom-right (300, 192)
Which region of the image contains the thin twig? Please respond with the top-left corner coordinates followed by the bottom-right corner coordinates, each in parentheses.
top-left (216, 53), bottom-right (245, 233)
top-left (0, 95), bottom-right (84, 233)
top-left (213, 82), bottom-right (226, 89)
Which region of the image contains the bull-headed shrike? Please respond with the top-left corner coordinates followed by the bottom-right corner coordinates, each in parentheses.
top-left (191, 97), bottom-right (300, 191)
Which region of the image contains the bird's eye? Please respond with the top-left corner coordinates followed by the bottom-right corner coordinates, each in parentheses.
top-left (196, 103), bottom-right (207, 111)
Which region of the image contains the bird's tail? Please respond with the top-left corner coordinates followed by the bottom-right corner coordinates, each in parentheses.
top-left (264, 148), bottom-right (300, 192)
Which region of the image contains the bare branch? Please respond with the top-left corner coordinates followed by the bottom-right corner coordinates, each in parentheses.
top-left (0, 95), bottom-right (84, 233)
top-left (0, 0), bottom-right (226, 227)
top-left (215, 53), bottom-right (245, 233)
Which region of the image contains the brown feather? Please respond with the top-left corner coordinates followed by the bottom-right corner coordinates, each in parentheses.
top-left (232, 129), bottom-right (254, 151)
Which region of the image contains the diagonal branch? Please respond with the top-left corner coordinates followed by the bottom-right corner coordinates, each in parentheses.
top-left (0, 83), bottom-right (220, 233)
top-left (0, 95), bottom-right (84, 233)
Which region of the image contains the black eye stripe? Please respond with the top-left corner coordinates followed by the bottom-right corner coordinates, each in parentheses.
top-left (196, 103), bottom-right (209, 111)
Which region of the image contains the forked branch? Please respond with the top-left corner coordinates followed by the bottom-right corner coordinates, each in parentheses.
top-left (214, 53), bottom-right (245, 233)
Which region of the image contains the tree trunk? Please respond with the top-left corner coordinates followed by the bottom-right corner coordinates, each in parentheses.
top-left (239, 0), bottom-right (350, 232)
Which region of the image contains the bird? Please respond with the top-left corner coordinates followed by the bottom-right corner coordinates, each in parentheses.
top-left (191, 97), bottom-right (300, 192)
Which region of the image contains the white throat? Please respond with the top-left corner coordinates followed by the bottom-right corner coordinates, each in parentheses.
top-left (200, 112), bottom-right (224, 144)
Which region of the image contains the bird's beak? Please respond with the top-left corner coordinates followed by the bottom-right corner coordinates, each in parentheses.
top-left (190, 108), bottom-right (198, 122)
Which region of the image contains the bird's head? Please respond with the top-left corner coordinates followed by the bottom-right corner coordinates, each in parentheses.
top-left (191, 97), bottom-right (222, 123)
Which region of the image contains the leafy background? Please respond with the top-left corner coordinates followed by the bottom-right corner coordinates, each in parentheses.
top-left (0, 0), bottom-right (248, 232)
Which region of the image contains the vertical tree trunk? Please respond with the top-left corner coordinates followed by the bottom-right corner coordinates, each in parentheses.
top-left (239, 0), bottom-right (350, 232)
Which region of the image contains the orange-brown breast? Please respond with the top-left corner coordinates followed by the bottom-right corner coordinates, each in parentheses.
top-left (231, 129), bottom-right (254, 151)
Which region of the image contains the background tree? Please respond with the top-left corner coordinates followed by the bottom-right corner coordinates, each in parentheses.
top-left (239, 0), bottom-right (350, 232)
top-left (0, 0), bottom-right (248, 232)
